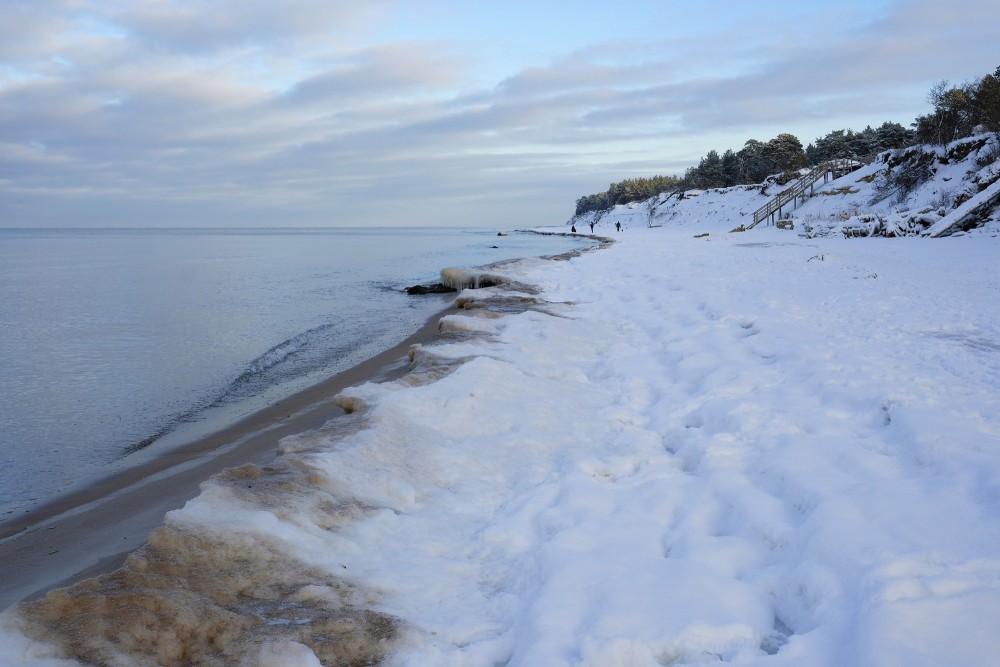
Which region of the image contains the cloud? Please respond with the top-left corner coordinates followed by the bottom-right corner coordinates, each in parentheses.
top-left (0, 1), bottom-right (80, 64)
top-left (108, 1), bottom-right (394, 53)
top-left (2, 0), bottom-right (999, 227)
top-left (471, 0), bottom-right (999, 143)
top-left (281, 43), bottom-right (464, 106)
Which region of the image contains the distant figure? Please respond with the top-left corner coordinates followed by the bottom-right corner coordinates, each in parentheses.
top-left (615, 222), bottom-right (621, 232)
top-left (571, 225), bottom-right (576, 233)
top-left (589, 222), bottom-right (594, 233)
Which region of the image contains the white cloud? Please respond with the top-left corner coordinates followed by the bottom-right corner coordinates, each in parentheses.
top-left (1, 0), bottom-right (998, 227)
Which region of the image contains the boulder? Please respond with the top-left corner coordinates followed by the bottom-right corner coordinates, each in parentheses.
top-left (406, 283), bottom-right (458, 295)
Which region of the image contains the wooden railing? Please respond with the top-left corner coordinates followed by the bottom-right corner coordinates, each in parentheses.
top-left (750, 159), bottom-right (857, 228)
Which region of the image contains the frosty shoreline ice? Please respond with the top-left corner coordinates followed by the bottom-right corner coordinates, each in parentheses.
top-left (0, 227), bottom-right (594, 522)
top-left (0, 310), bottom-right (446, 609)
top-left (0, 230), bottom-right (596, 610)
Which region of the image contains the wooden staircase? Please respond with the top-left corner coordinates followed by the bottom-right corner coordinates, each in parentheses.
top-left (750, 159), bottom-right (857, 228)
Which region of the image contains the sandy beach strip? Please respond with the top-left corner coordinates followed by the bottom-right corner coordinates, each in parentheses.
top-left (0, 306), bottom-right (449, 611)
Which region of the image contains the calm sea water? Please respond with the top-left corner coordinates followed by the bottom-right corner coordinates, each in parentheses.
top-left (0, 227), bottom-right (591, 519)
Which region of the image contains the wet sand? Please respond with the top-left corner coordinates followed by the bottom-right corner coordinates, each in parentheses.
top-left (0, 308), bottom-right (449, 611)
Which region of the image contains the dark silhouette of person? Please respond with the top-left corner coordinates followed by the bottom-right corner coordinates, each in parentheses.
top-left (571, 225), bottom-right (576, 233)
top-left (615, 222), bottom-right (621, 231)
top-left (589, 222), bottom-right (594, 233)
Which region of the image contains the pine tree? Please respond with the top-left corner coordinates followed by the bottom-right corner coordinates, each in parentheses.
top-left (721, 149), bottom-right (740, 187)
top-left (765, 133), bottom-right (805, 173)
top-left (969, 66), bottom-right (1000, 132)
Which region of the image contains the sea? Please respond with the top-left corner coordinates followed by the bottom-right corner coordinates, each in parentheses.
top-left (0, 227), bottom-right (592, 521)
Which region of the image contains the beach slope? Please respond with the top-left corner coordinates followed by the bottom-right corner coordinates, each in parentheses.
top-left (2, 225), bottom-right (1000, 665)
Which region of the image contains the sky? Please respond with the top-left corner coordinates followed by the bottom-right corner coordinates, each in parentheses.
top-left (1, 0), bottom-right (998, 228)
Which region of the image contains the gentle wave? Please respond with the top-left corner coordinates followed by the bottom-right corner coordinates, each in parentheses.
top-left (237, 322), bottom-right (336, 381)
top-left (121, 322), bottom-right (339, 456)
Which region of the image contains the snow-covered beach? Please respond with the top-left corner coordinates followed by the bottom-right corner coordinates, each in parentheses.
top-left (3, 218), bottom-right (999, 665)
top-left (2, 137), bottom-right (999, 664)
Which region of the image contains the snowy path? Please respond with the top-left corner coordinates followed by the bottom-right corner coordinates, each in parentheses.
top-left (332, 230), bottom-right (1000, 665)
top-left (509, 233), bottom-right (999, 665)
top-left (4, 228), bottom-right (999, 666)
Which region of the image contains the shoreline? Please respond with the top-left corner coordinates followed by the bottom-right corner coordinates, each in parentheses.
top-left (0, 304), bottom-right (449, 611)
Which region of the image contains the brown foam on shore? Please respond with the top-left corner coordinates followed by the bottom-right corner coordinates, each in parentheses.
top-left (0, 307), bottom-right (448, 611)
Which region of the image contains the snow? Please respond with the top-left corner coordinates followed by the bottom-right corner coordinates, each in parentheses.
top-left (2, 139), bottom-right (999, 665)
top-left (926, 176), bottom-right (1000, 237)
top-left (575, 133), bottom-right (1000, 239)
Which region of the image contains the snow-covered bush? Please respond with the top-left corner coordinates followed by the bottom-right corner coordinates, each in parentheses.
top-left (869, 148), bottom-right (935, 205)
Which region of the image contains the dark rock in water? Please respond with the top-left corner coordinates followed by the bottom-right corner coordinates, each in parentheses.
top-left (406, 283), bottom-right (458, 295)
